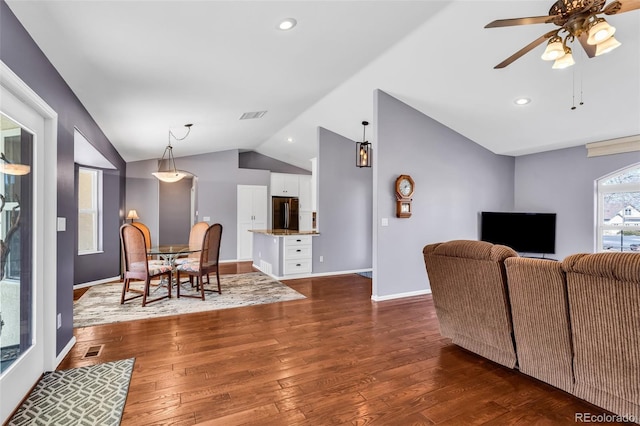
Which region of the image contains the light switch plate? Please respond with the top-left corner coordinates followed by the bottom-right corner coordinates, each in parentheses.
top-left (57, 217), bottom-right (66, 231)
top-left (203, 216), bottom-right (211, 222)
top-left (381, 218), bottom-right (389, 227)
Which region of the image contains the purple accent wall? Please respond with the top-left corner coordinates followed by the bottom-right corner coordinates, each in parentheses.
top-left (515, 146), bottom-right (640, 260)
top-left (374, 90), bottom-right (515, 298)
top-left (1, 1), bottom-right (126, 354)
top-left (239, 151), bottom-right (311, 174)
top-left (314, 127), bottom-right (373, 273)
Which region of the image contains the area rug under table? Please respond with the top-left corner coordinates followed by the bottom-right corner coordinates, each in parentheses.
top-left (8, 358), bottom-right (134, 426)
top-left (74, 272), bottom-right (306, 327)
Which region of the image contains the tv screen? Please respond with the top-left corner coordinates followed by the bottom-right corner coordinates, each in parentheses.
top-left (480, 212), bottom-right (556, 254)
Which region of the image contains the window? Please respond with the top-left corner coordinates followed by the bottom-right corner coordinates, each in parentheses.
top-left (78, 167), bottom-right (103, 254)
top-left (596, 163), bottom-right (640, 252)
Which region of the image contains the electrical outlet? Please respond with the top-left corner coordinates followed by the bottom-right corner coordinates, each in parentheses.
top-left (57, 313), bottom-right (62, 329)
top-left (319, 255), bottom-right (324, 263)
top-left (259, 251), bottom-right (262, 258)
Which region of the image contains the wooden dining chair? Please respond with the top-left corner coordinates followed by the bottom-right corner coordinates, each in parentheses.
top-left (175, 221), bottom-right (209, 266)
top-left (176, 223), bottom-right (223, 300)
top-left (120, 224), bottom-right (173, 306)
top-left (131, 221), bottom-right (165, 265)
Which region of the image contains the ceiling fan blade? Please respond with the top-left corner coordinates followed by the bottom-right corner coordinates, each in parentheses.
top-left (578, 32), bottom-right (597, 58)
top-left (494, 31), bottom-right (557, 69)
top-left (603, 0), bottom-right (640, 14)
top-left (485, 15), bottom-right (559, 28)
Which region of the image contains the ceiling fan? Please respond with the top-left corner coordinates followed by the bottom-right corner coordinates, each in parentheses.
top-left (486, 0), bottom-right (640, 69)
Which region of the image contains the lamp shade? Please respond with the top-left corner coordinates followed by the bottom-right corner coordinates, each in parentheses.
top-left (552, 48), bottom-right (575, 69)
top-left (587, 18), bottom-right (615, 45)
top-left (126, 209), bottom-right (139, 221)
top-left (595, 36), bottom-right (621, 56)
top-left (541, 36), bottom-right (565, 61)
top-left (152, 170), bottom-right (187, 183)
top-left (0, 163), bottom-right (31, 175)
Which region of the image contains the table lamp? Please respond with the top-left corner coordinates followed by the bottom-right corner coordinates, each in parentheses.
top-left (126, 209), bottom-right (139, 223)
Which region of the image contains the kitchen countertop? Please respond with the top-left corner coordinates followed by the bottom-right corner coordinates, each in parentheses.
top-left (250, 229), bottom-right (320, 236)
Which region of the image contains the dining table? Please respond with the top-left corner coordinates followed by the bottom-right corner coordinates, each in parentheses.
top-left (147, 244), bottom-right (201, 292)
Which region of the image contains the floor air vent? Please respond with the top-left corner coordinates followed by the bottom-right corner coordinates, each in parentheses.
top-left (83, 345), bottom-right (104, 358)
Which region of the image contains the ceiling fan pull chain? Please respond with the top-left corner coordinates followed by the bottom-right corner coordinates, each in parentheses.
top-left (571, 66), bottom-right (577, 110)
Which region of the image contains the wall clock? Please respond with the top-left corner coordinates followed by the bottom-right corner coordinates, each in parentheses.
top-left (395, 174), bottom-right (414, 218)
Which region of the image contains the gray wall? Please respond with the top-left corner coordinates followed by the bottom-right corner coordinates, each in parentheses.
top-left (313, 127), bottom-right (373, 273)
top-left (1, 1), bottom-right (126, 354)
top-left (374, 90), bottom-right (515, 299)
top-left (515, 146), bottom-right (640, 260)
top-left (126, 149), bottom-right (270, 260)
top-left (159, 177), bottom-right (192, 245)
top-left (239, 151), bottom-right (311, 174)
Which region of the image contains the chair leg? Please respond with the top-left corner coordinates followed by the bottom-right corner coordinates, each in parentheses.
top-left (142, 278), bottom-right (150, 307)
top-left (198, 273), bottom-right (204, 300)
top-left (216, 269), bottom-right (221, 294)
top-left (176, 270), bottom-right (181, 298)
top-left (121, 278), bottom-right (129, 304)
top-left (167, 270), bottom-right (172, 299)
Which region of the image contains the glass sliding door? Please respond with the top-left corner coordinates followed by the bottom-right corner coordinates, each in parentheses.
top-left (0, 113), bottom-right (33, 374)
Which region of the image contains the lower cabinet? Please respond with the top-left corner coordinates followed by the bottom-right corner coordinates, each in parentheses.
top-left (283, 235), bottom-right (312, 275)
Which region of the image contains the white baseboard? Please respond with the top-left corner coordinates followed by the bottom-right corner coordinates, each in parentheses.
top-left (371, 289), bottom-right (431, 302)
top-left (53, 336), bottom-right (76, 370)
top-left (74, 275), bottom-right (120, 289)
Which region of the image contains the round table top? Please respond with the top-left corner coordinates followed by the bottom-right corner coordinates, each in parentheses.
top-left (148, 245), bottom-right (201, 255)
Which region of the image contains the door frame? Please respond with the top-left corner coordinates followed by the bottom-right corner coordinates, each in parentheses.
top-left (0, 60), bottom-right (60, 423)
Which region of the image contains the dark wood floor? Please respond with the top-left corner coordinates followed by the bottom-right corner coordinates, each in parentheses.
top-left (62, 263), bottom-right (623, 425)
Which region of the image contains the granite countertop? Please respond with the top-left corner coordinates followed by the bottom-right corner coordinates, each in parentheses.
top-left (250, 229), bottom-right (320, 236)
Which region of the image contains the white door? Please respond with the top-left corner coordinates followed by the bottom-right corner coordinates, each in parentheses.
top-left (237, 185), bottom-right (267, 260)
top-left (0, 70), bottom-right (56, 423)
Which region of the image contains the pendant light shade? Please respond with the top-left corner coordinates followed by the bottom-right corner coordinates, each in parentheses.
top-left (595, 36), bottom-right (621, 56)
top-left (552, 47), bottom-right (575, 69)
top-left (152, 124), bottom-right (192, 183)
top-left (0, 152), bottom-right (30, 175)
top-left (587, 18), bottom-right (615, 45)
top-left (541, 36), bottom-right (565, 61)
top-left (356, 121), bottom-right (371, 168)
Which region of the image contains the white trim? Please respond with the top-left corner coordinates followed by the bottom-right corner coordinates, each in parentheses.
top-left (74, 275), bottom-right (120, 289)
top-left (54, 337), bottom-right (76, 368)
top-left (586, 135), bottom-right (640, 157)
top-left (0, 60), bottom-right (58, 422)
top-left (371, 288), bottom-right (431, 302)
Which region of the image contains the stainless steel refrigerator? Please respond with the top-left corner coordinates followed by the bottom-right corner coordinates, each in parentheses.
top-left (272, 197), bottom-right (299, 230)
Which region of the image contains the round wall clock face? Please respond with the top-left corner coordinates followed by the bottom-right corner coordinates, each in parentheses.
top-left (399, 178), bottom-right (412, 197)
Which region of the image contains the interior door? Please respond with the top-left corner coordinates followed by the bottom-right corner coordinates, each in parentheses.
top-left (0, 89), bottom-right (42, 422)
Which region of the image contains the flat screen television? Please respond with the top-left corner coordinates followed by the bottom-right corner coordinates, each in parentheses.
top-left (480, 212), bottom-right (556, 254)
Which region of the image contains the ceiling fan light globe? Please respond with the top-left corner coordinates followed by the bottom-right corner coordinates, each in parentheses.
top-left (552, 51), bottom-right (575, 69)
top-left (541, 37), bottom-right (565, 61)
top-left (595, 36), bottom-right (621, 56)
top-left (587, 19), bottom-right (615, 45)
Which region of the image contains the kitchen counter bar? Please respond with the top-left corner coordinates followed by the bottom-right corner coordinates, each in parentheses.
top-left (250, 229), bottom-right (319, 236)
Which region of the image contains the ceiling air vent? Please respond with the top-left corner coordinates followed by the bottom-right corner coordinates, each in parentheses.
top-left (239, 111), bottom-right (267, 120)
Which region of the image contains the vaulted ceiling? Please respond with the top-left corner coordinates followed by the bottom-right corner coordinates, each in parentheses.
top-left (7, 1), bottom-right (640, 170)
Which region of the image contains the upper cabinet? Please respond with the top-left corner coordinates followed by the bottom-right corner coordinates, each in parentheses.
top-left (271, 173), bottom-right (300, 197)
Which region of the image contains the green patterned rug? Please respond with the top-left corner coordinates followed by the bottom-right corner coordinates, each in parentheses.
top-left (74, 272), bottom-right (306, 327)
top-left (8, 358), bottom-right (134, 425)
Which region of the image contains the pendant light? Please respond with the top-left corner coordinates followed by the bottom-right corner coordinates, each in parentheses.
top-left (0, 152), bottom-right (30, 175)
top-left (356, 121), bottom-right (371, 168)
top-left (152, 124), bottom-right (192, 183)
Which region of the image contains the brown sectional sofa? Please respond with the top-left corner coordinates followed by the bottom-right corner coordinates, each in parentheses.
top-left (423, 240), bottom-right (640, 421)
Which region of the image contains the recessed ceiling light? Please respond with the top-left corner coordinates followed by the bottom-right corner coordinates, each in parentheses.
top-left (278, 18), bottom-right (297, 31)
top-left (287, 137), bottom-right (294, 143)
top-left (514, 97), bottom-right (531, 106)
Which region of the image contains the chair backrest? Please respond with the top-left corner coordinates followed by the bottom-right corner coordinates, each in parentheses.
top-left (120, 224), bottom-right (149, 275)
top-left (131, 222), bottom-right (152, 250)
top-left (187, 222), bottom-right (209, 259)
top-left (423, 239), bottom-right (518, 368)
top-left (200, 223), bottom-right (223, 269)
top-left (562, 252), bottom-right (640, 419)
top-left (504, 257), bottom-right (573, 394)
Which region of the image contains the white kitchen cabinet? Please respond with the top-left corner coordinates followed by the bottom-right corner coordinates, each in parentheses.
top-left (237, 185), bottom-right (267, 260)
top-left (270, 173), bottom-right (299, 197)
top-left (298, 174), bottom-right (312, 211)
top-left (283, 235), bottom-right (312, 275)
top-left (299, 211), bottom-right (313, 231)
